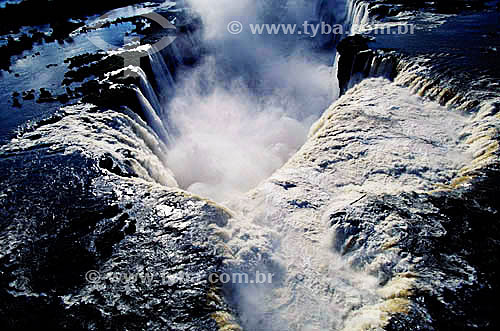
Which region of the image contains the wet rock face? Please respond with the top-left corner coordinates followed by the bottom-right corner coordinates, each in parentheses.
top-left (337, 0), bottom-right (500, 100)
top-left (336, 35), bottom-right (371, 95)
top-left (330, 168), bottom-right (500, 330)
top-left (330, 1), bottom-right (500, 327)
top-left (0, 105), bottom-right (234, 330)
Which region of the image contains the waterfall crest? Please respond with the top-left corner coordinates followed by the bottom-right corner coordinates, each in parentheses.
top-left (344, 0), bottom-right (370, 34)
top-left (134, 87), bottom-right (171, 145)
top-left (147, 46), bottom-right (176, 106)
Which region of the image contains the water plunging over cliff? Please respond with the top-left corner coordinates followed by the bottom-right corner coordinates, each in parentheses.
top-left (159, 0), bottom-right (358, 201)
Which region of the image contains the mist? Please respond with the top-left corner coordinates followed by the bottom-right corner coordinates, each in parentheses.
top-left (165, 0), bottom-right (338, 202)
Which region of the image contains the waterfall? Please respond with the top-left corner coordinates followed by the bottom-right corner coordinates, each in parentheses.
top-left (369, 54), bottom-right (396, 77)
top-left (351, 2), bottom-right (370, 34)
top-left (343, 0), bottom-right (371, 35)
top-left (331, 51), bottom-right (341, 100)
top-left (123, 64), bottom-right (172, 144)
top-left (134, 87), bottom-right (171, 144)
top-left (147, 45), bottom-right (175, 108)
top-left (331, 0), bottom-right (373, 95)
top-left (120, 46), bottom-right (177, 146)
top-left (135, 66), bottom-right (164, 120)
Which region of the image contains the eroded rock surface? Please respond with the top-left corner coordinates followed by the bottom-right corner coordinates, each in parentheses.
top-left (0, 104), bottom-right (238, 330)
top-left (218, 78), bottom-right (500, 330)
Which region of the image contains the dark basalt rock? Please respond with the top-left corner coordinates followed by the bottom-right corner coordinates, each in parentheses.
top-left (56, 94), bottom-right (70, 104)
top-left (336, 35), bottom-right (370, 94)
top-left (64, 53), bottom-right (106, 69)
top-left (76, 80), bottom-right (142, 117)
top-left (336, 35), bottom-right (397, 95)
top-left (12, 98), bottom-right (21, 108)
top-left (48, 20), bottom-right (85, 43)
top-left (62, 55), bottom-right (127, 86)
top-left (22, 90), bottom-right (35, 101)
top-left (0, 129), bottom-right (233, 330)
top-left (330, 166), bottom-right (500, 330)
top-left (37, 88), bottom-right (57, 103)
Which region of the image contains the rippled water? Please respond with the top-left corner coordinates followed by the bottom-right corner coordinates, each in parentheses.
top-left (0, 1), bottom-right (175, 144)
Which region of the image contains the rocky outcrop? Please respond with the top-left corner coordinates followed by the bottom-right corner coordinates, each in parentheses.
top-left (2, 1), bottom-right (499, 330)
top-left (219, 75), bottom-right (499, 330)
top-left (0, 104), bottom-right (239, 330)
top-left (327, 0), bottom-right (500, 328)
top-left (336, 35), bottom-right (397, 94)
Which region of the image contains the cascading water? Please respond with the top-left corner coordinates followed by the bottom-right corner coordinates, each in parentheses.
top-left (114, 45), bottom-right (177, 146)
top-left (147, 46), bottom-right (176, 107)
top-left (139, 0), bottom-right (399, 329)
top-left (1, 0), bottom-right (497, 329)
top-left (346, 1), bottom-right (370, 34)
top-left (134, 87), bottom-right (171, 144)
top-left (111, 60), bottom-right (172, 145)
top-left (139, 0), bottom-right (386, 329)
top-left (161, 0), bottom-right (338, 201)
top-left (135, 66), bottom-right (164, 119)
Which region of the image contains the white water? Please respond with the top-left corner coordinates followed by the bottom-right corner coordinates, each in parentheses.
top-left (4, 103), bottom-right (178, 187)
top-left (344, 0), bottom-right (370, 34)
top-left (163, 0), bottom-right (340, 202)
top-left (135, 66), bottom-right (164, 121)
top-left (151, 1), bottom-right (380, 328)
top-left (135, 87), bottom-right (171, 144)
top-left (39, 0), bottom-right (476, 329)
top-left (147, 46), bottom-right (175, 107)
top-left (104, 46), bottom-right (175, 145)
top-left (224, 77), bottom-right (471, 330)
top-left (148, 0), bottom-right (427, 329)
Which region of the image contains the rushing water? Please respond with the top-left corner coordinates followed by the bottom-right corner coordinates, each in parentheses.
top-left (162, 0), bottom-right (347, 201)
top-left (0, 1), bottom-right (174, 144)
top-left (2, 0), bottom-right (498, 329)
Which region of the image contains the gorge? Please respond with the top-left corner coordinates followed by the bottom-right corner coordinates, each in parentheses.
top-left (1, 0), bottom-right (499, 330)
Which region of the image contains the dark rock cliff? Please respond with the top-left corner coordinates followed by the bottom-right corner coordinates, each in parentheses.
top-left (333, 0), bottom-right (500, 329)
top-left (0, 104), bottom-right (238, 330)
